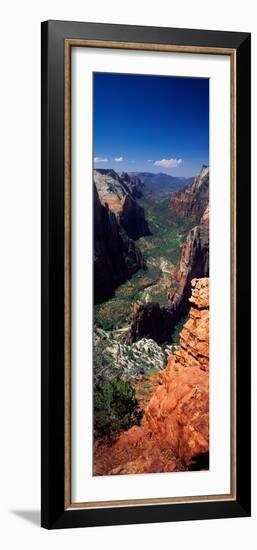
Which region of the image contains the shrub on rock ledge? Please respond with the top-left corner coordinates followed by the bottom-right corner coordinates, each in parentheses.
top-left (94, 378), bottom-right (143, 437)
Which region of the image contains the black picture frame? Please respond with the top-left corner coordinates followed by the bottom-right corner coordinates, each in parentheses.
top-left (41, 20), bottom-right (251, 529)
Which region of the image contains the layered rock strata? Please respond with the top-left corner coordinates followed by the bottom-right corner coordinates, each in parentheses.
top-left (169, 165), bottom-right (209, 223)
top-left (94, 169), bottom-right (151, 240)
top-left (128, 166), bottom-right (209, 342)
top-left (167, 224), bottom-right (209, 319)
top-left (94, 278), bottom-right (209, 475)
top-left (94, 183), bottom-right (146, 303)
top-left (129, 221), bottom-right (209, 343)
top-left (167, 166), bottom-right (209, 324)
top-left (119, 172), bottom-right (145, 199)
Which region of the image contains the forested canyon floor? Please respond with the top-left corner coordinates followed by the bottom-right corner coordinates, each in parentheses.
top-left (94, 195), bottom-right (194, 330)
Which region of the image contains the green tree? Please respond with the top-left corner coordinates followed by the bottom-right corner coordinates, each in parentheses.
top-left (94, 378), bottom-right (143, 436)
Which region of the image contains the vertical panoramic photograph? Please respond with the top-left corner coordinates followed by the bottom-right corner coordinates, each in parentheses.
top-left (93, 72), bottom-right (209, 476)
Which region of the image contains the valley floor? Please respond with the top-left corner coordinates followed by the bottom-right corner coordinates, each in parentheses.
top-left (94, 197), bottom-right (194, 330)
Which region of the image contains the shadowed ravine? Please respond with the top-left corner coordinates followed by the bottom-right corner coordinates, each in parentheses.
top-left (94, 196), bottom-right (195, 331)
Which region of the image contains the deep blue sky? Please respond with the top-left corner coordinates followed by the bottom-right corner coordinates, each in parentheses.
top-left (93, 72), bottom-right (209, 177)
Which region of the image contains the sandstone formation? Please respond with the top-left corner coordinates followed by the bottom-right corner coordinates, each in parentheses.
top-left (128, 301), bottom-right (174, 344)
top-left (167, 166), bottom-right (209, 324)
top-left (166, 278), bottom-right (209, 372)
top-left (169, 165), bottom-right (209, 223)
top-left (119, 172), bottom-right (144, 199)
top-left (94, 169), bottom-right (151, 240)
top-left (94, 183), bottom-right (146, 303)
top-left (129, 221), bottom-right (209, 343)
top-left (167, 224), bottom-right (209, 319)
top-left (127, 166), bottom-right (209, 343)
top-left (94, 278), bottom-right (209, 475)
top-left (200, 204), bottom-right (209, 227)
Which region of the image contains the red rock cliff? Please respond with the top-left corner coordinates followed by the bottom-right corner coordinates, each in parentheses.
top-left (167, 223), bottom-right (209, 318)
top-left (94, 278), bottom-right (209, 475)
top-left (169, 165), bottom-right (209, 223)
top-left (167, 168), bottom-right (209, 323)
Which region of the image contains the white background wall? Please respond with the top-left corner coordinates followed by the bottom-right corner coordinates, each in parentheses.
top-left (0, 0), bottom-right (255, 547)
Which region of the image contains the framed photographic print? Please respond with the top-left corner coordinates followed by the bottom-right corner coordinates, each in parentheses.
top-left (41, 20), bottom-right (251, 529)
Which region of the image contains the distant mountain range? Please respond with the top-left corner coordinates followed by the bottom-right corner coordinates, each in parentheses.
top-left (126, 172), bottom-right (194, 199)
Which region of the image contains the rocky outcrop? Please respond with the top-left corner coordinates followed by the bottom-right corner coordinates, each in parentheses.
top-left (129, 219), bottom-right (209, 343)
top-left (166, 278), bottom-right (209, 372)
top-left (126, 167), bottom-right (209, 343)
top-left (167, 223), bottom-right (209, 320)
top-left (94, 169), bottom-right (151, 240)
top-left (169, 165), bottom-right (209, 223)
top-left (94, 169), bottom-right (125, 214)
top-left (200, 204), bottom-right (209, 227)
top-left (119, 194), bottom-right (151, 240)
top-left (119, 172), bottom-right (144, 199)
top-left (128, 301), bottom-right (175, 344)
top-left (167, 167), bottom-right (209, 324)
top-left (94, 278), bottom-right (209, 475)
top-left (94, 183), bottom-right (146, 303)
top-left (93, 326), bottom-right (177, 384)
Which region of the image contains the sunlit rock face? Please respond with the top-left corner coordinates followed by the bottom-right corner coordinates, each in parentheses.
top-left (165, 278), bottom-right (209, 373)
top-left (93, 326), bottom-right (177, 384)
top-left (127, 166), bottom-right (210, 344)
top-left (167, 223), bottom-right (209, 318)
top-left (167, 166), bottom-right (209, 323)
top-left (94, 278), bottom-right (209, 475)
top-left (128, 219), bottom-right (209, 345)
top-left (200, 204), bottom-right (209, 227)
top-left (169, 165), bottom-right (209, 223)
top-left (94, 169), bottom-right (151, 240)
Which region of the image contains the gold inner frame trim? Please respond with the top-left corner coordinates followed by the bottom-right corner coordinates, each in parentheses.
top-left (64, 38), bottom-right (237, 510)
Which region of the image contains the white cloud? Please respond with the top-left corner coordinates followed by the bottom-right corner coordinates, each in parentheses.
top-left (147, 159), bottom-right (153, 162)
top-left (154, 158), bottom-right (182, 168)
top-left (94, 156), bottom-right (108, 163)
top-left (113, 156), bottom-right (124, 162)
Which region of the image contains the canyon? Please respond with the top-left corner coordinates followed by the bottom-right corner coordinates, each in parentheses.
top-left (119, 171), bottom-right (145, 199)
top-left (94, 169), bottom-right (151, 240)
top-left (94, 165), bottom-right (210, 475)
top-left (128, 171), bottom-right (193, 199)
top-left (94, 182), bottom-right (146, 303)
top-left (94, 278), bottom-right (209, 475)
top-left (167, 166), bottom-right (209, 320)
top-left (127, 166), bottom-right (209, 341)
top-left (94, 170), bottom-right (151, 303)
